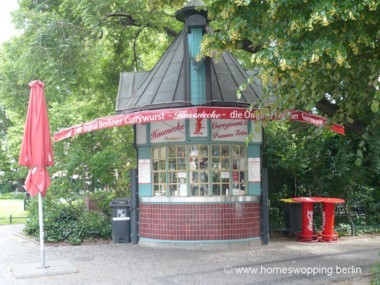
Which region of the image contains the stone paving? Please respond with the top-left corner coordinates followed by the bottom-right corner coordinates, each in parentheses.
top-left (0, 224), bottom-right (379, 285)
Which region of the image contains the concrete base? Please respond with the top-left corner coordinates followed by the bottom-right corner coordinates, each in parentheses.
top-left (13, 260), bottom-right (77, 279)
top-left (139, 237), bottom-right (262, 250)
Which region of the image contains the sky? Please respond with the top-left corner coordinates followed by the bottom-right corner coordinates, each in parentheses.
top-left (0, 0), bottom-right (20, 44)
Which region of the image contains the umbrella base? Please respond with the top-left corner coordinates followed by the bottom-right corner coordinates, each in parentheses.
top-left (12, 260), bottom-right (77, 279)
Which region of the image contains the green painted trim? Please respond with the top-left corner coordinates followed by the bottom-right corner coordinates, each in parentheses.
top-left (138, 146), bottom-right (152, 197)
top-left (189, 28), bottom-right (206, 105)
top-left (146, 122), bottom-right (150, 144)
top-left (137, 142), bottom-right (262, 198)
top-left (138, 146), bottom-right (151, 159)
top-left (139, 184), bottom-right (152, 197)
top-left (248, 182), bottom-right (261, 195)
top-left (248, 144), bottom-right (260, 157)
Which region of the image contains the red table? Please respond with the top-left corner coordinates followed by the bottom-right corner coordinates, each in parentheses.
top-left (319, 198), bottom-right (345, 242)
top-left (291, 197), bottom-right (323, 242)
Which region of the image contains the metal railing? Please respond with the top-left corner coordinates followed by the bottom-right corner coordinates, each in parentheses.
top-left (0, 214), bottom-right (27, 224)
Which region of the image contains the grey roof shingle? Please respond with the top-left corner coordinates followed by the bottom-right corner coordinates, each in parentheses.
top-left (115, 29), bottom-right (262, 113)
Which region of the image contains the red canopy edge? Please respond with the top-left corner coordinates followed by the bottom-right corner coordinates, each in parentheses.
top-left (53, 107), bottom-right (344, 142)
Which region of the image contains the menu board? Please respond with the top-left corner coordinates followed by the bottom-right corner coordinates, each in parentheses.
top-left (138, 159), bottom-right (151, 183)
top-left (248, 157), bottom-right (261, 182)
top-left (211, 119), bottom-right (248, 142)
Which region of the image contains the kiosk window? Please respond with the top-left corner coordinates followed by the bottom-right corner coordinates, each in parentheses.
top-left (151, 144), bottom-right (247, 197)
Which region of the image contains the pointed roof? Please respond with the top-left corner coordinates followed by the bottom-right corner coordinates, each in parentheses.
top-left (116, 30), bottom-right (187, 113)
top-left (115, 1), bottom-right (262, 114)
top-left (115, 29), bottom-right (262, 113)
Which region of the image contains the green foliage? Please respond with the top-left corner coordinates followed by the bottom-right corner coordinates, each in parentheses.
top-left (87, 191), bottom-right (118, 217)
top-left (268, 207), bottom-right (283, 230)
top-left (372, 255), bottom-right (380, 285)
top-left (0, 0), bottom-right (379, 240)
top-left (264, 121), bottom-right (380, 226)
top-left (203, 0), bottom-right (380, 136)
top-left (0, 199), bottom-right (28, 225)
top-left (0, 192), bottom-right (26, 200)
top-left (0, 184), bottom-right (13, 194)
top-left (337, 223), bottom-right (380, 237)
top-left (1, 0), bottom-right (170, 195)
top-left (24, 194), bottom-right (112, 245)
top-left (336, 223), bottom-right (352, 236)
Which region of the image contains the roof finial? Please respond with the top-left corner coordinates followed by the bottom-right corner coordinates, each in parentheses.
top-left (175, 0), bottom-right (207, 23)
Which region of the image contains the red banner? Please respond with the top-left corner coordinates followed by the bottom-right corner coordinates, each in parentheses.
top-left (53, 107), bottom-right (344, 142)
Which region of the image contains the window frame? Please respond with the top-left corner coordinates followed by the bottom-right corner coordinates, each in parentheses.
top-left (151, 144), bottom-right (248, 197)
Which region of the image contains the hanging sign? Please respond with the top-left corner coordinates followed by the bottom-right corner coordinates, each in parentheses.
top-left (211, 119), bottom-right (248, 142)
top-left (150, 120), bottom-right (186, 143)
top-left (54, 107), bottom-right (345, 142)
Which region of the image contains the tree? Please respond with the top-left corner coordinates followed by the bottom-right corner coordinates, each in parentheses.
top-left (1, 0), bottom-right (379, 199)
top-left (115, 0), bottom-right (379, 169)
top-left (103, 0), bottom-right (380, 136)
top-left (0, 0), bottom-right (178, 195)
top-left (198, 0), bottom-right (379, 138)
top-left (263, 120), bottom-right (380, 222)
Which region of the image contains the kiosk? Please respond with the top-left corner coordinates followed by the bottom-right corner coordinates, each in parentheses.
top-left (115, 0), bottom-right (264, 247)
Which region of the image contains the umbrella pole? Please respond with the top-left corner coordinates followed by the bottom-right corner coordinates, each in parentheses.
top-left (38, 192), bottom-right (46, 269)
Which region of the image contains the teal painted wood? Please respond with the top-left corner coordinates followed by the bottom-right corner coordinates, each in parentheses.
top-left (138, 146), bottom-right (152, 197)
top-left (138, 146), bottom-right (150, 159)
top-left (248, 182), bottom-right (261, 195)
top-left (139, 184), bottom-right (152, 197)
top-left (248, 144), bottom-right (261, 157)
top-left (189, 28), bottom-right (206, 105)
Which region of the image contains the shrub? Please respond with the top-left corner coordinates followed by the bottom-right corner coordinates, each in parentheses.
top-left (269, 207), bottom-right (283, 230)
top-left (372, 254), bottom-right (380, 285)
top-left (336, 223), bottom-right (352, 236)
top-left (0, 192), bottom-right (26, 200)
top-left (82, 211), bottom-right (112, 239)
top-left (24, 194), bottom-right (112, 245)
top-left (0, 184), bottom-right (12, 194)
top-left (86, 191), bottom-right (116, 217)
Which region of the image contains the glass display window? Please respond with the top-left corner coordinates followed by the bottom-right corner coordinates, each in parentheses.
top-left (151, 144), bottom-right (248, 197)
top-left (189, 144), bottom-right (209, 196)
top-left (152, 146), bottom-right (167, 196)
top-left (168, 145), bottom-right (187, 196)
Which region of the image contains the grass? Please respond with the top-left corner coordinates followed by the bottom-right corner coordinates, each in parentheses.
top-left (372, 255), bottom-right (380, 285)
top-left (0, 199), bottom-right (28, 225)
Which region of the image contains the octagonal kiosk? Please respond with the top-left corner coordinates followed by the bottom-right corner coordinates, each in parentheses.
top-left (115, 0), bottom-right (265, 248)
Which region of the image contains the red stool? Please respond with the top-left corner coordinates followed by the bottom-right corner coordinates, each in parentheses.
top-left (291, 197), bottom-right (323, 242)
top-left (319, 198), bottom-right (345, 242)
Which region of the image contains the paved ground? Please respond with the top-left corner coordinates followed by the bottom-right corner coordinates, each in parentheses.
top-left (0, 224), bottom-right (379, 285)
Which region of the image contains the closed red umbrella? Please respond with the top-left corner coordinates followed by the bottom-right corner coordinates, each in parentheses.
top-left (18, 80), bottom-right (54, 269)
top-left (19, 80), bottom-right (54, 197)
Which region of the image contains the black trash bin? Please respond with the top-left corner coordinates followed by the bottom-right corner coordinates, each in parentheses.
top-left (280, 198), bottom-right (302, 237)
top-left (110, 199), bottom-right (131, 243)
